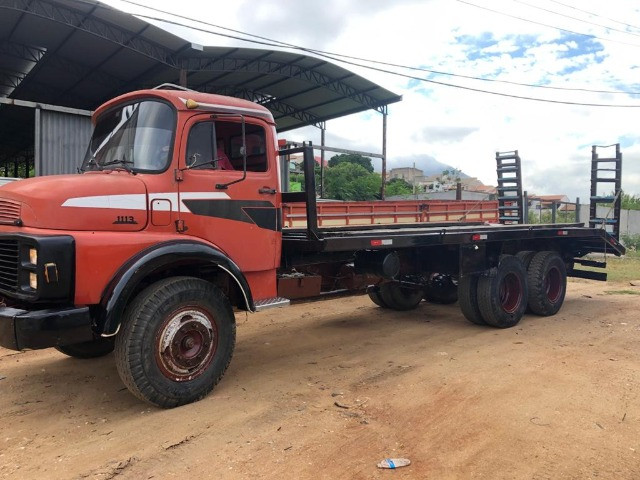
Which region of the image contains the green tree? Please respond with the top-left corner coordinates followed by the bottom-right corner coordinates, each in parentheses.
top-left (439, 167), bottom-right (462, 183)
top-left (324, 163), bottom-right (381, 200)
top-left (328, 154), bottom-right (374, 173)
top-left (621, 192), bottom-right (640, 210)
top-left (386, 177), bottom-right (413, 196)
top-left (289, 164), bottom-right (322, 194)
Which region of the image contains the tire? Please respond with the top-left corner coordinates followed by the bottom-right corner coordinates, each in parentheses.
top-left (516, 251), bottom-right (536, 313)
top-left (516, 250), bottom-right (536, 270)
top-left (378, 282), bottom-right (423, 311)
top-left (477, 255), bottom-right (528, 328)
top-left (527, 251), bottom-right (567, 316)
top-left (424, 274), bottom-right (458, 304)
top-left (368, 286), bottom-right (388, 308)
top-left (55, 337), bottom-right (114, 359)
top-left (115, 276), bottom-right (236, 408)
top-left (458, 274), bottom-right (486, 325)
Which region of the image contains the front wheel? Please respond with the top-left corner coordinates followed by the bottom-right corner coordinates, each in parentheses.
top-left (115, 277), bottom-right (236, 408)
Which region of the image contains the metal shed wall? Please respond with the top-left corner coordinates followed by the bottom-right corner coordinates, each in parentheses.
top-left (35, 109), bottom-right (92, 176)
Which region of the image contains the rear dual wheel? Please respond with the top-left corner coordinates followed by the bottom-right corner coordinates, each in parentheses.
top-left (367, 286), bottom-right (387, 308)
top-left (526, 251), bottom-right (567, 316)
top-left (459, 255), bottom-right (528, 328)
top-left (368, 282), bottom-right (423, 310)
top-left (477, 255), bottom-right (528, 328)
top-left (458, 274), bottom-right (485, 325)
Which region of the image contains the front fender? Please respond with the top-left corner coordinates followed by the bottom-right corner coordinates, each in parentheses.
top-left (98, 240), bottom-right (254, 335)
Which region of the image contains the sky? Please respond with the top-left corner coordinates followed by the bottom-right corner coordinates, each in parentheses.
top-left (102, 0), bottom-right (640, 201)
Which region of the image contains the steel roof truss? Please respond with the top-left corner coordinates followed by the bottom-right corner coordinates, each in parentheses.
top-left (180, 56), bottom-right (385, 110)
top-left (0, 39), bottom-right (46, 63)
top-left (3, 0), bottom-right (178, 66)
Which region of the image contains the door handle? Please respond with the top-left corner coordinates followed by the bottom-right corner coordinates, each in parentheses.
top-left (259, 187), bottom-right (276, 194)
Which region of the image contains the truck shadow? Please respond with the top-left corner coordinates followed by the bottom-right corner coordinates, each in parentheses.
top-left (0, 292), bottom-right (604, 415)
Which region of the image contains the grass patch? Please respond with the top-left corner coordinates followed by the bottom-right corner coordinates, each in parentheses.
top-left (604, 290), bottom-right (640, 295)
top-left (602, 251), bottom-right (640, 283)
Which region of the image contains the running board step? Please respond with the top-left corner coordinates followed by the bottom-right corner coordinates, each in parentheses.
top-left (254, 297), bottom-right (290, 311)
top-left (573, 258), bottom-right (606, 268)
top-left (568, 269), bottom-right (607, 281)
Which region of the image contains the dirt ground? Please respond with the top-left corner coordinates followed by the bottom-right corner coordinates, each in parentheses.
top-left (1, 279), bottom-right (640, 479)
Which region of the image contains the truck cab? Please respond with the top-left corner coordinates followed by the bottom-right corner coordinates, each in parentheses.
top-left (0, 86), bottom-right (287, 406)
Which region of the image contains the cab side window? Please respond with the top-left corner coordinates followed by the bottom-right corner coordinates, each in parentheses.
top-left (186, 122), bottom-right (214, 169)
top-left (186, 120), bottom-right (267, 172)
top-left (228, 124), bottom-right (268, 172)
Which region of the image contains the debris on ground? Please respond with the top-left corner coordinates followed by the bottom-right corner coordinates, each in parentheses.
top-left (377, 458), bottom-right (411, 469)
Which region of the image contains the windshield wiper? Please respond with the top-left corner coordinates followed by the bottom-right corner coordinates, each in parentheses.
top-left (79, 156), bottom-right (103, 173)
top-left (102, 158), bottom-right (134, 173)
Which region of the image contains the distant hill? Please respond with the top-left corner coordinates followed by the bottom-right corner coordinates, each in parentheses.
top-left (382, 154), bottom-right (470, 178)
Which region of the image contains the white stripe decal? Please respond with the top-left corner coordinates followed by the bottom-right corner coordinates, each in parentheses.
top-left (62, 194), bottom-right (146, 210)
top-left (62, 192), bottom-right (230, 213)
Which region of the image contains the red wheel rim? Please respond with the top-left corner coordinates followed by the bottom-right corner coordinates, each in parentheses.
top-left (544, 266), bottom-right (562, 303)
top-left (499, 272), bottom-right (523, 314)
top-left (155, 307), bottom-right (218, 382)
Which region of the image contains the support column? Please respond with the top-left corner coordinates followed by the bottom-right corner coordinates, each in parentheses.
top-left (179, 68), bottom-right (188, 88)
top-left (320, 123), bottom-right (326, 198)
top-left (34, 107), bottom-right (41, 177)
top-left (380, 109), bottom-right (387, 200)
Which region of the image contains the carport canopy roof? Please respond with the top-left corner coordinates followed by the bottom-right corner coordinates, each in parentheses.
top-left (0, 0), bottom-right (402, 132)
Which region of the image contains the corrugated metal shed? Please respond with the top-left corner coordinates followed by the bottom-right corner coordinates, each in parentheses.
top-left (35, 109), bottom-right (92, 175)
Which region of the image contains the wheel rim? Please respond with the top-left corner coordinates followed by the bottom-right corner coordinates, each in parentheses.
top-left (544, 266), bottom-right (562, 303)
top-left (499, 273), bottom-right (522, 314)
top-left (155, 307), bottom-right (218, 382)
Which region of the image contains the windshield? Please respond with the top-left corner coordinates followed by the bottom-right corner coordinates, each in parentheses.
top-left (81, 100), bottom-right (175, 173)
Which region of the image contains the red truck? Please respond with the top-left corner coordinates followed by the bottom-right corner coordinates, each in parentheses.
top-left (0, 86), bottom-right (624, 407)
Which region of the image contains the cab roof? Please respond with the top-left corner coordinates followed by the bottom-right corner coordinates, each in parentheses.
top-left (94, 87), bottom-right (275, 124)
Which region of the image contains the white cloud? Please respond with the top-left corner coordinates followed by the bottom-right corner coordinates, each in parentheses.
top-left (102, 0), bottom-right (640, 200)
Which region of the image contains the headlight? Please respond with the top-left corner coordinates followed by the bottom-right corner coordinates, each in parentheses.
top-left (29, 272), bottom-right (38, 289)
top-left (29, 247), bottom-right (37, 265)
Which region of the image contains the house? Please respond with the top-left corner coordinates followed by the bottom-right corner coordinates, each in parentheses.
top-left (528, 194), bottom-right (573, 211)
top-left (288, 154), bottom-right (328, 171)
top-left (388, 167), bottom-right (424, 183)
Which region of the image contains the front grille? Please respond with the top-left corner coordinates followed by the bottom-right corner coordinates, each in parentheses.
top-left (0, 199), bottom-right (20, 225)
top-left (0, 239), bottom-right (19, 293)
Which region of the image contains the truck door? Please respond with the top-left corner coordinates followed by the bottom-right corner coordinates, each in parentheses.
top-left (177, 114), bottom-right (280, 275)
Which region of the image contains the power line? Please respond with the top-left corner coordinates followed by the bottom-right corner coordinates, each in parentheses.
top-left (117, 0), bottom-right (640, 96)
top-left (456, 0), bottom-right (640, 48)
top-left (115, 1), bottom-right (640, 107)
top-left (300, 47), bottom-right (640, 108)
top-left (549, 0), bottom-right (640, 33)
top-left (119, 0), bottom-right (640, 96)
top-left (512, 0), bottom-right (640, 40)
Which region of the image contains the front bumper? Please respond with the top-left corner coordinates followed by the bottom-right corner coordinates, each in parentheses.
top-left (0, 306), bottom-right (93, 351)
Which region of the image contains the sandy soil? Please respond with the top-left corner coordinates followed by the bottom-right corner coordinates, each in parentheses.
top-left (1, 279), bottom-right (640, 480)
